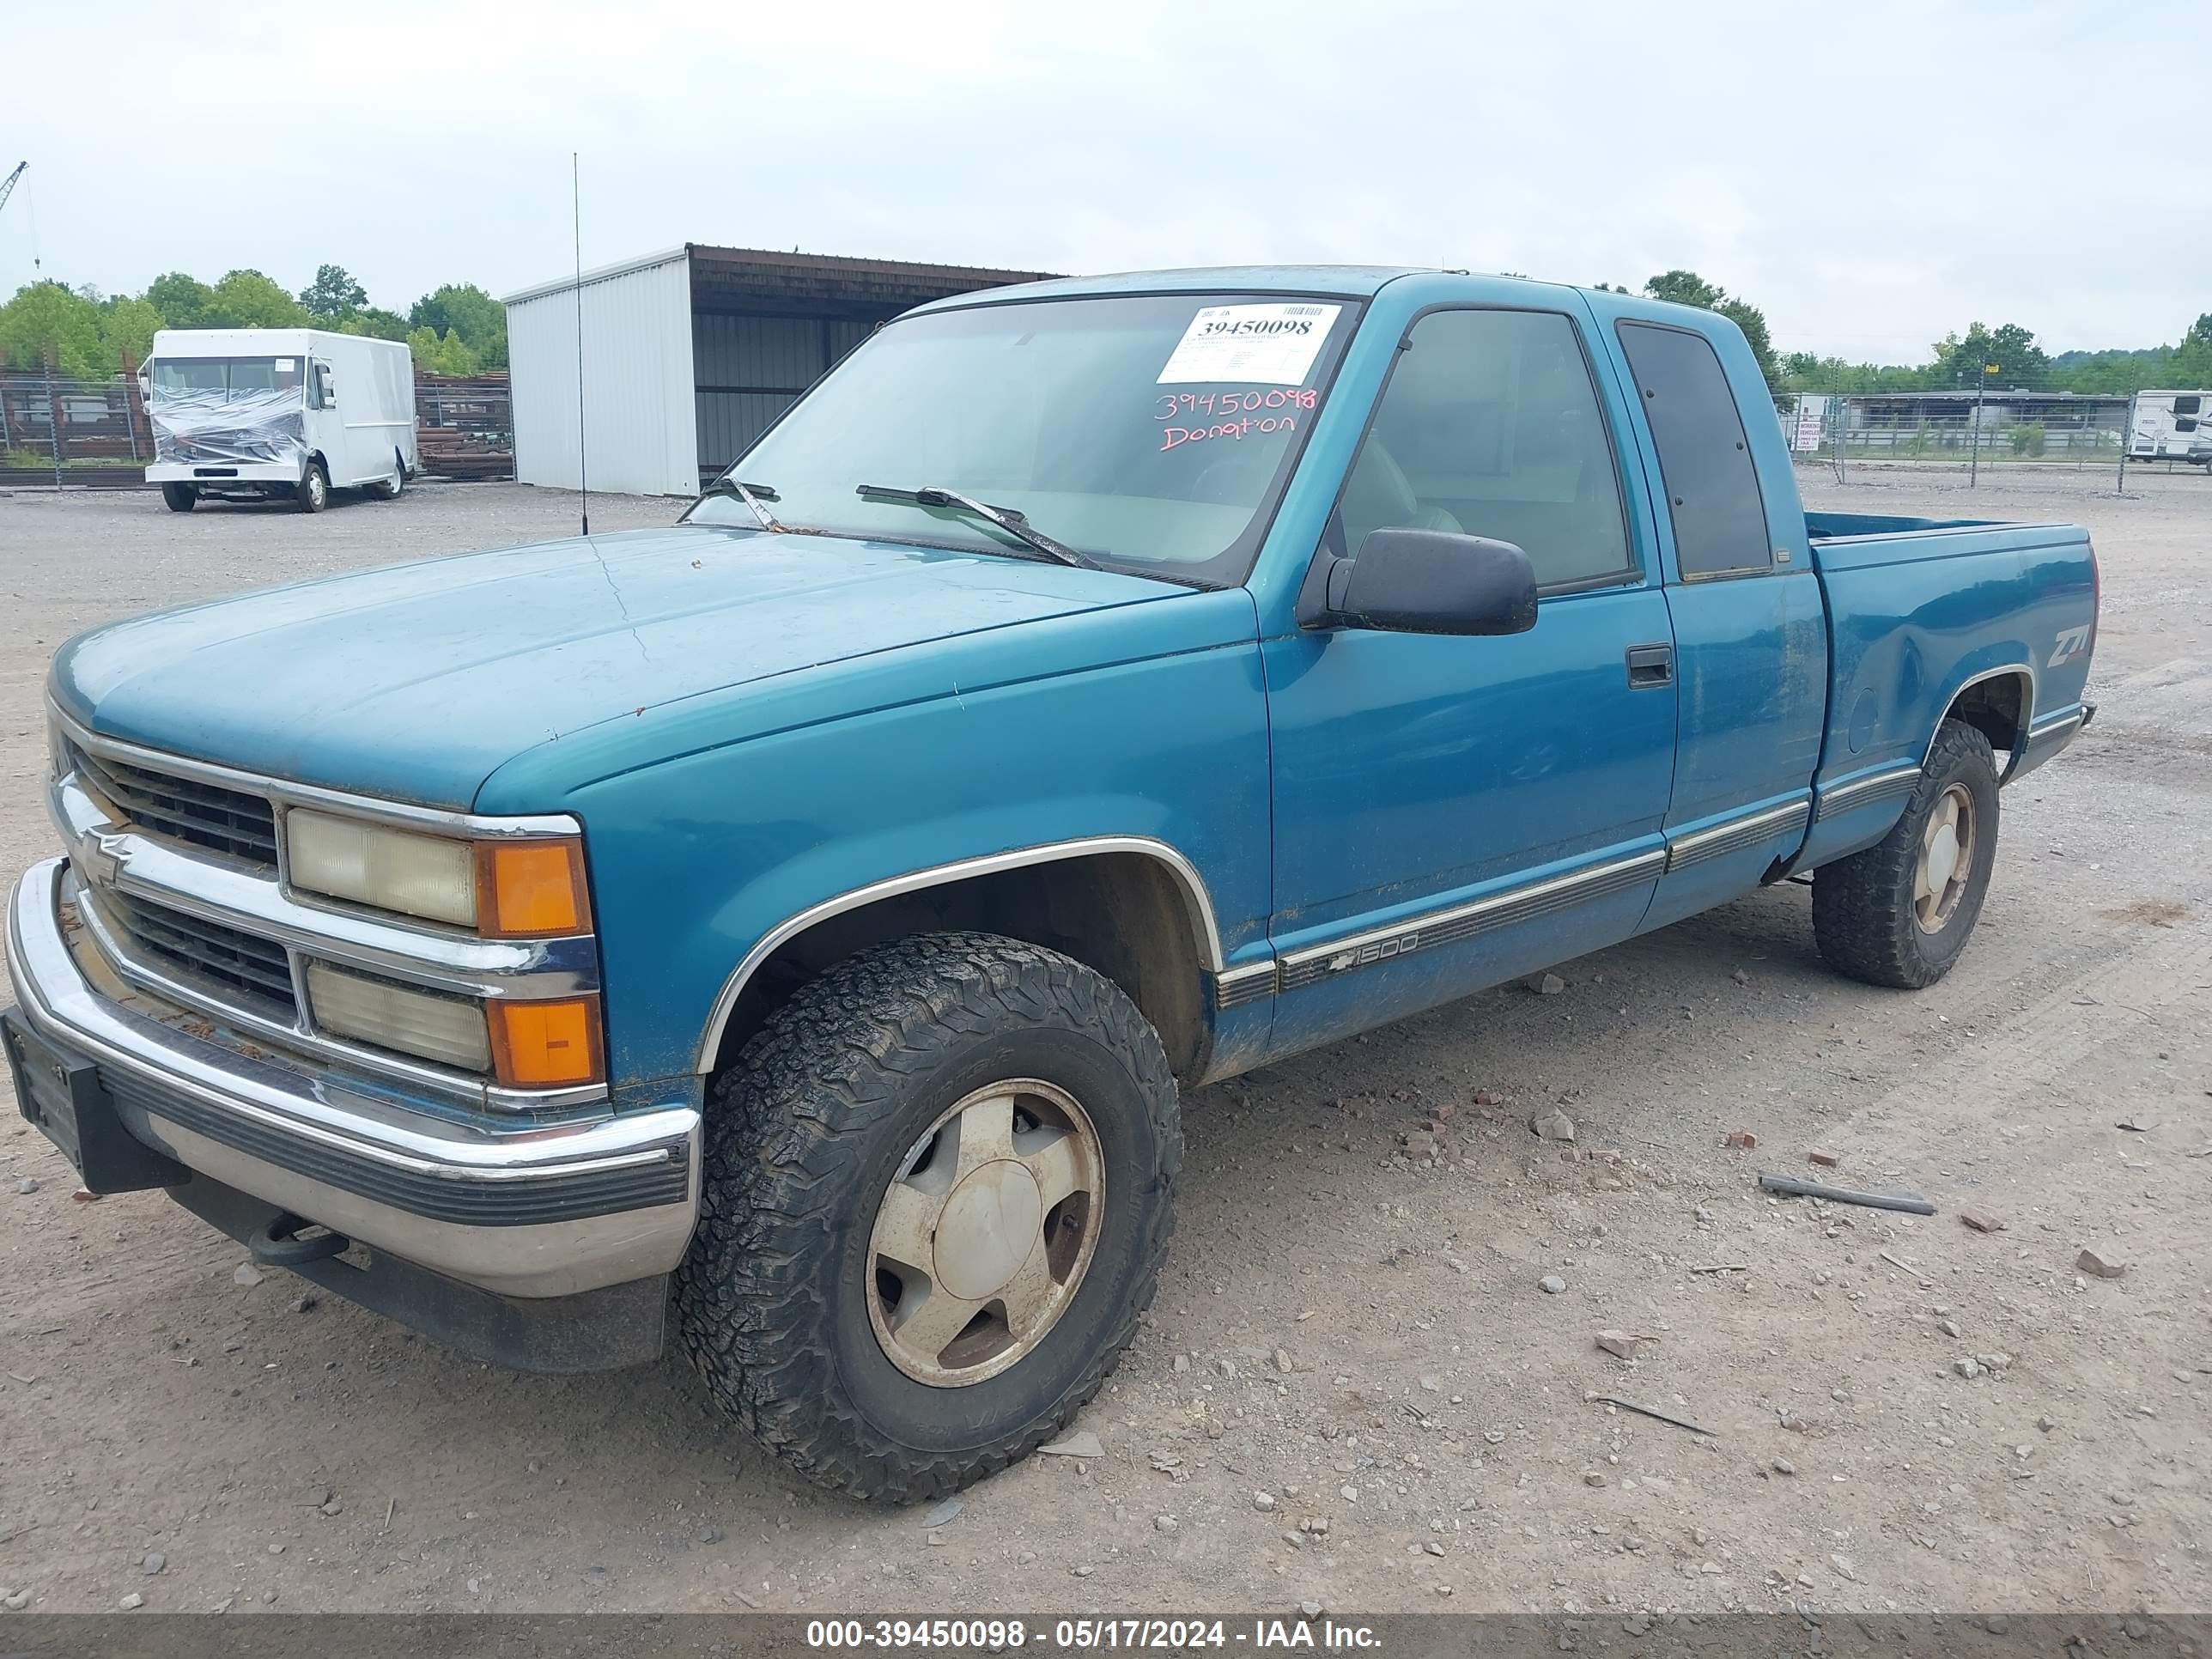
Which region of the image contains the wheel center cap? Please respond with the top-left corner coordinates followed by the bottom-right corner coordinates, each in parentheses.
top-left (1926, 826), bottom-right (1960, 890)
top-left (933, 1160), bottom-right (1042, 1300)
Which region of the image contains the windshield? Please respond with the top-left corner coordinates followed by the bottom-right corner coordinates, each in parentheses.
top-left (149, 356), bottom-right (304, 400)
top-left (684, 293), bottom-right (1361, 585)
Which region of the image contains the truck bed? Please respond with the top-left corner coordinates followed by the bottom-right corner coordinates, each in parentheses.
top-left (1791, 509), bottom-right (2099, 873)
top-left (1806, 510), bottom-right (1999, 540)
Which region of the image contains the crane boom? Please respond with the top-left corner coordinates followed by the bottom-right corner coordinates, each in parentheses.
top-left (0, 161), bottom-right (25, 216)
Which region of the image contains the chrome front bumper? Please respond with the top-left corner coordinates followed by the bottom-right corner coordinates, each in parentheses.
top-left (5, 856), bottom-right (700, 1298)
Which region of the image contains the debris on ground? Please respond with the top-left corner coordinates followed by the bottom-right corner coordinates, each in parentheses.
top-left (1586, 1392), bottom-right (1715, 1437)
top-left (1595, 1330), bottom-right (1651, 1359)
top-left (1808, 1150), bottom-right (1842, 1168)
top-left (921, 1497), bottom-right (963, 1528)
top-left (1961, 1210), bottom-right (2007, 1234)
top-left (1723, 1129), bottom-right (1758, 1150)
top-left (1539, 1274), bottom-right (1568, 1295)
top-left (1527, 973), bottom-right (1566, 996)
top-left (1759, 1171), bottom-right (1936, 1214)
top-left (1533, 1109), bottom-right (1576, 1143)
top-left (1038, 1431), bottom-right (1105, 1459)
top-left (2076, 1249), bottom-right (2127, 1279)
top-left (234, 1264), bottom-right (265, 1288)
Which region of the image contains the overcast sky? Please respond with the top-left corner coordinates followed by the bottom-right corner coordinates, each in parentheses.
top-left (4, 0), bottom-right (2199, 362)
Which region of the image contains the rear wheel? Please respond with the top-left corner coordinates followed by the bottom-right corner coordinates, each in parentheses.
top-left (368, 451), bottom-right (405, 500)
top-left (675, 932), bottom-right (1181, 1502)
top-left (295, 460), bottom-right (329, 514)
top-left (1813, 718), bottom-right (2001, 988)
top-left (160, 483), bottom-right (198, 513)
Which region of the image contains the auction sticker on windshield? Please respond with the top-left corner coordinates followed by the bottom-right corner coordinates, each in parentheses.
top-left (1157, 303), bottom-right (1340, 386)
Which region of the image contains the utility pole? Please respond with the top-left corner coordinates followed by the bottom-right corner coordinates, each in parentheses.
top-left (1967, 362), bottom-right (1996, 489)
top-left (2117, 391), bottom-right (2136, 493)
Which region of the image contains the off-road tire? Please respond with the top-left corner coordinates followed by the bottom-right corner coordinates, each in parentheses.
top-left (295, 460), bottom-right (329, 514)
top-left (1814, 718), bottom-right (2000, 988)
top-left (160, 483), bottom-right (197, 513)
top-left (676, 931), bottom-right (1181, 1503)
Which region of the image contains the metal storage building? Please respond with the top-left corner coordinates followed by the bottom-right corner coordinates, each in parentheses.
top-left (503, 244), bottom-right (1054, 496)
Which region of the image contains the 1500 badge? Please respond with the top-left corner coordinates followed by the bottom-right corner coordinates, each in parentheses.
top-left (1328, 932), bottom-right (1420, 974)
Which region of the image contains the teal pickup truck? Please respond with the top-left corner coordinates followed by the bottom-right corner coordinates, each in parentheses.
top-left (4, 268), bottom-right (2097, 1500)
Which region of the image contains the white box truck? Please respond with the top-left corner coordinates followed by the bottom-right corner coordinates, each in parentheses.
top-left (143, 328), bottom-right (419, 512)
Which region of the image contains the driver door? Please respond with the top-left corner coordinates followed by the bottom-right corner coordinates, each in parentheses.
top-left (1261, 304), bottom-right (1677, 1056)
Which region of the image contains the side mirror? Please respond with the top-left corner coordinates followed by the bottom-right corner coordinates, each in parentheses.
top-left (1316, 527), bottom-right (1538, 636)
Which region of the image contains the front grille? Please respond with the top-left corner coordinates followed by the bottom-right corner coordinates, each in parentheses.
top-left (70, 741), bottom-right (278, 866)
top-left (91, 887), bottom-right (298, 1018)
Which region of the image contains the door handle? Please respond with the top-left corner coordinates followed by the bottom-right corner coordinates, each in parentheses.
top-left (1625, 642), bottom-right (1674, 688)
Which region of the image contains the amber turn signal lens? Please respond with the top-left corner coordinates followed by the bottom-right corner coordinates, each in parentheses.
top-left (475, 839), bottom-right (591, 938)
top-left (488, 995), bottom-right (605, 1089)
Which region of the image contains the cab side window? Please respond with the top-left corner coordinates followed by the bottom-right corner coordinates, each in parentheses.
top-left (1617, 321), bottom-right (1771, 578)
top-left (1339, 309), bottom-right (1633, 592)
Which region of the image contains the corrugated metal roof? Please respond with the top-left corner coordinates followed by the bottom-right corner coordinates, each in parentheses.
top-left (685, 243), bottom-right (1058, 316)
top-left (501, 247), bottom-right (690, 307)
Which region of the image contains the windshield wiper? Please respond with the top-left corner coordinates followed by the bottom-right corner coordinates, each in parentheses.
top-left (855, 484), bottom-right (1100, 569)
top-left (693, 477), bottom-right (786, 532)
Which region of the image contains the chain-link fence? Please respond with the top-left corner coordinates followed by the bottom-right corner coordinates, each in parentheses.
top-left (1775, 389), bottom-right (2212, 489)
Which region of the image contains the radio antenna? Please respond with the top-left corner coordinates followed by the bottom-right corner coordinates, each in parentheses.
top-left (571, 152), bottom-right (590, 538)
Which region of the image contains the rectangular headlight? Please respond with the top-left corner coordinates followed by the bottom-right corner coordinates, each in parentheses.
top-left (305, 960), bottom-right (491, 1072)
top-left (288, 809), bottom-right (477, 927)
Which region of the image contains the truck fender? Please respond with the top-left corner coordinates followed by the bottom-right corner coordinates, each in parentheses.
top-left (690, 835), bottom-right (1230, 1075)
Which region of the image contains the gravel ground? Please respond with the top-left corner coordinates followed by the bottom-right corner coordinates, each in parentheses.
top-left (0, 472), bottom-right (2207, 1620)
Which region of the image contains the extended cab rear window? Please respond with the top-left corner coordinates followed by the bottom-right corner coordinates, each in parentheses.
top-left (1617, 322), bottom-right (1771, 578)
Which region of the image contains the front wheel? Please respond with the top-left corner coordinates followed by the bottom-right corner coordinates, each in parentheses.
top-left (295, 460), bottom-right (329, 514)
top-left (1813, 718), bottom-right (2001, 988)
top-left (675, 932), bottom-right (1181, 1502)
top-left (160, 483), bottom-right (198, 513)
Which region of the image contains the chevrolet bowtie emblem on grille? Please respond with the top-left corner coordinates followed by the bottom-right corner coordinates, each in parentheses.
top-left (78, 832), bottom-right (125, 890)
top-left (1329, 951), bottom-right (1357, 972)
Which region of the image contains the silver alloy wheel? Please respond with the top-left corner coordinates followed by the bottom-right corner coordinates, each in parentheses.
top-left (305, 466), bottom-right (327, 509)
top-left (387, 456), bottom-right (404, 497)
top-left (1913, 782), bottom-right (1976, 933)
top-left (866, 1079), bottom-right (1104, 1388)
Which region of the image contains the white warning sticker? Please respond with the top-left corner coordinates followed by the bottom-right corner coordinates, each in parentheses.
top-left (1156, 303), bottom-right (1341, 386)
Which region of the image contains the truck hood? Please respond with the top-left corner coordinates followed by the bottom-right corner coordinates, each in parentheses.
top-left (52, 525), bottom-right (1181, 810)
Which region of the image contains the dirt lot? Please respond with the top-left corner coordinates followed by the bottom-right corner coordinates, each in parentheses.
top-left (0, 473), bottom-right (2207, 1620)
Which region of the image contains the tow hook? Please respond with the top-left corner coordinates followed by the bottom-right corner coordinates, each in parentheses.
top-left (250, 1212), bottom-right (350, 1267)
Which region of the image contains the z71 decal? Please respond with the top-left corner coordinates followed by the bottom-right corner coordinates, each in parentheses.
top-left (2050, 624), bottom-right (2092, 669)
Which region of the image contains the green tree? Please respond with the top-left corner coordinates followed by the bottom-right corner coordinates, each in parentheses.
top-left (1930, 322), bottom-right (2049, 390)
top-left (0, 281), bottom-right (108, 377)
top-left (145, 270), bottom-right (216, 328)
top-left (100, 296), bottom-right (164, 368)
top-left (1642, 269), bottom-right (1726, 310)
top-left (298, 263), bottom-right (368, 320)
top-left (407, 325), bottom-right (479, 376)
top-left (410, 283), bottom-right (506, 369)
top-left (2183, 313), bottom-right (2212, 355)
top-left (341, 306), bottom-right (413, 343)
top-left (204, 269), bottom-right (309, 329)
